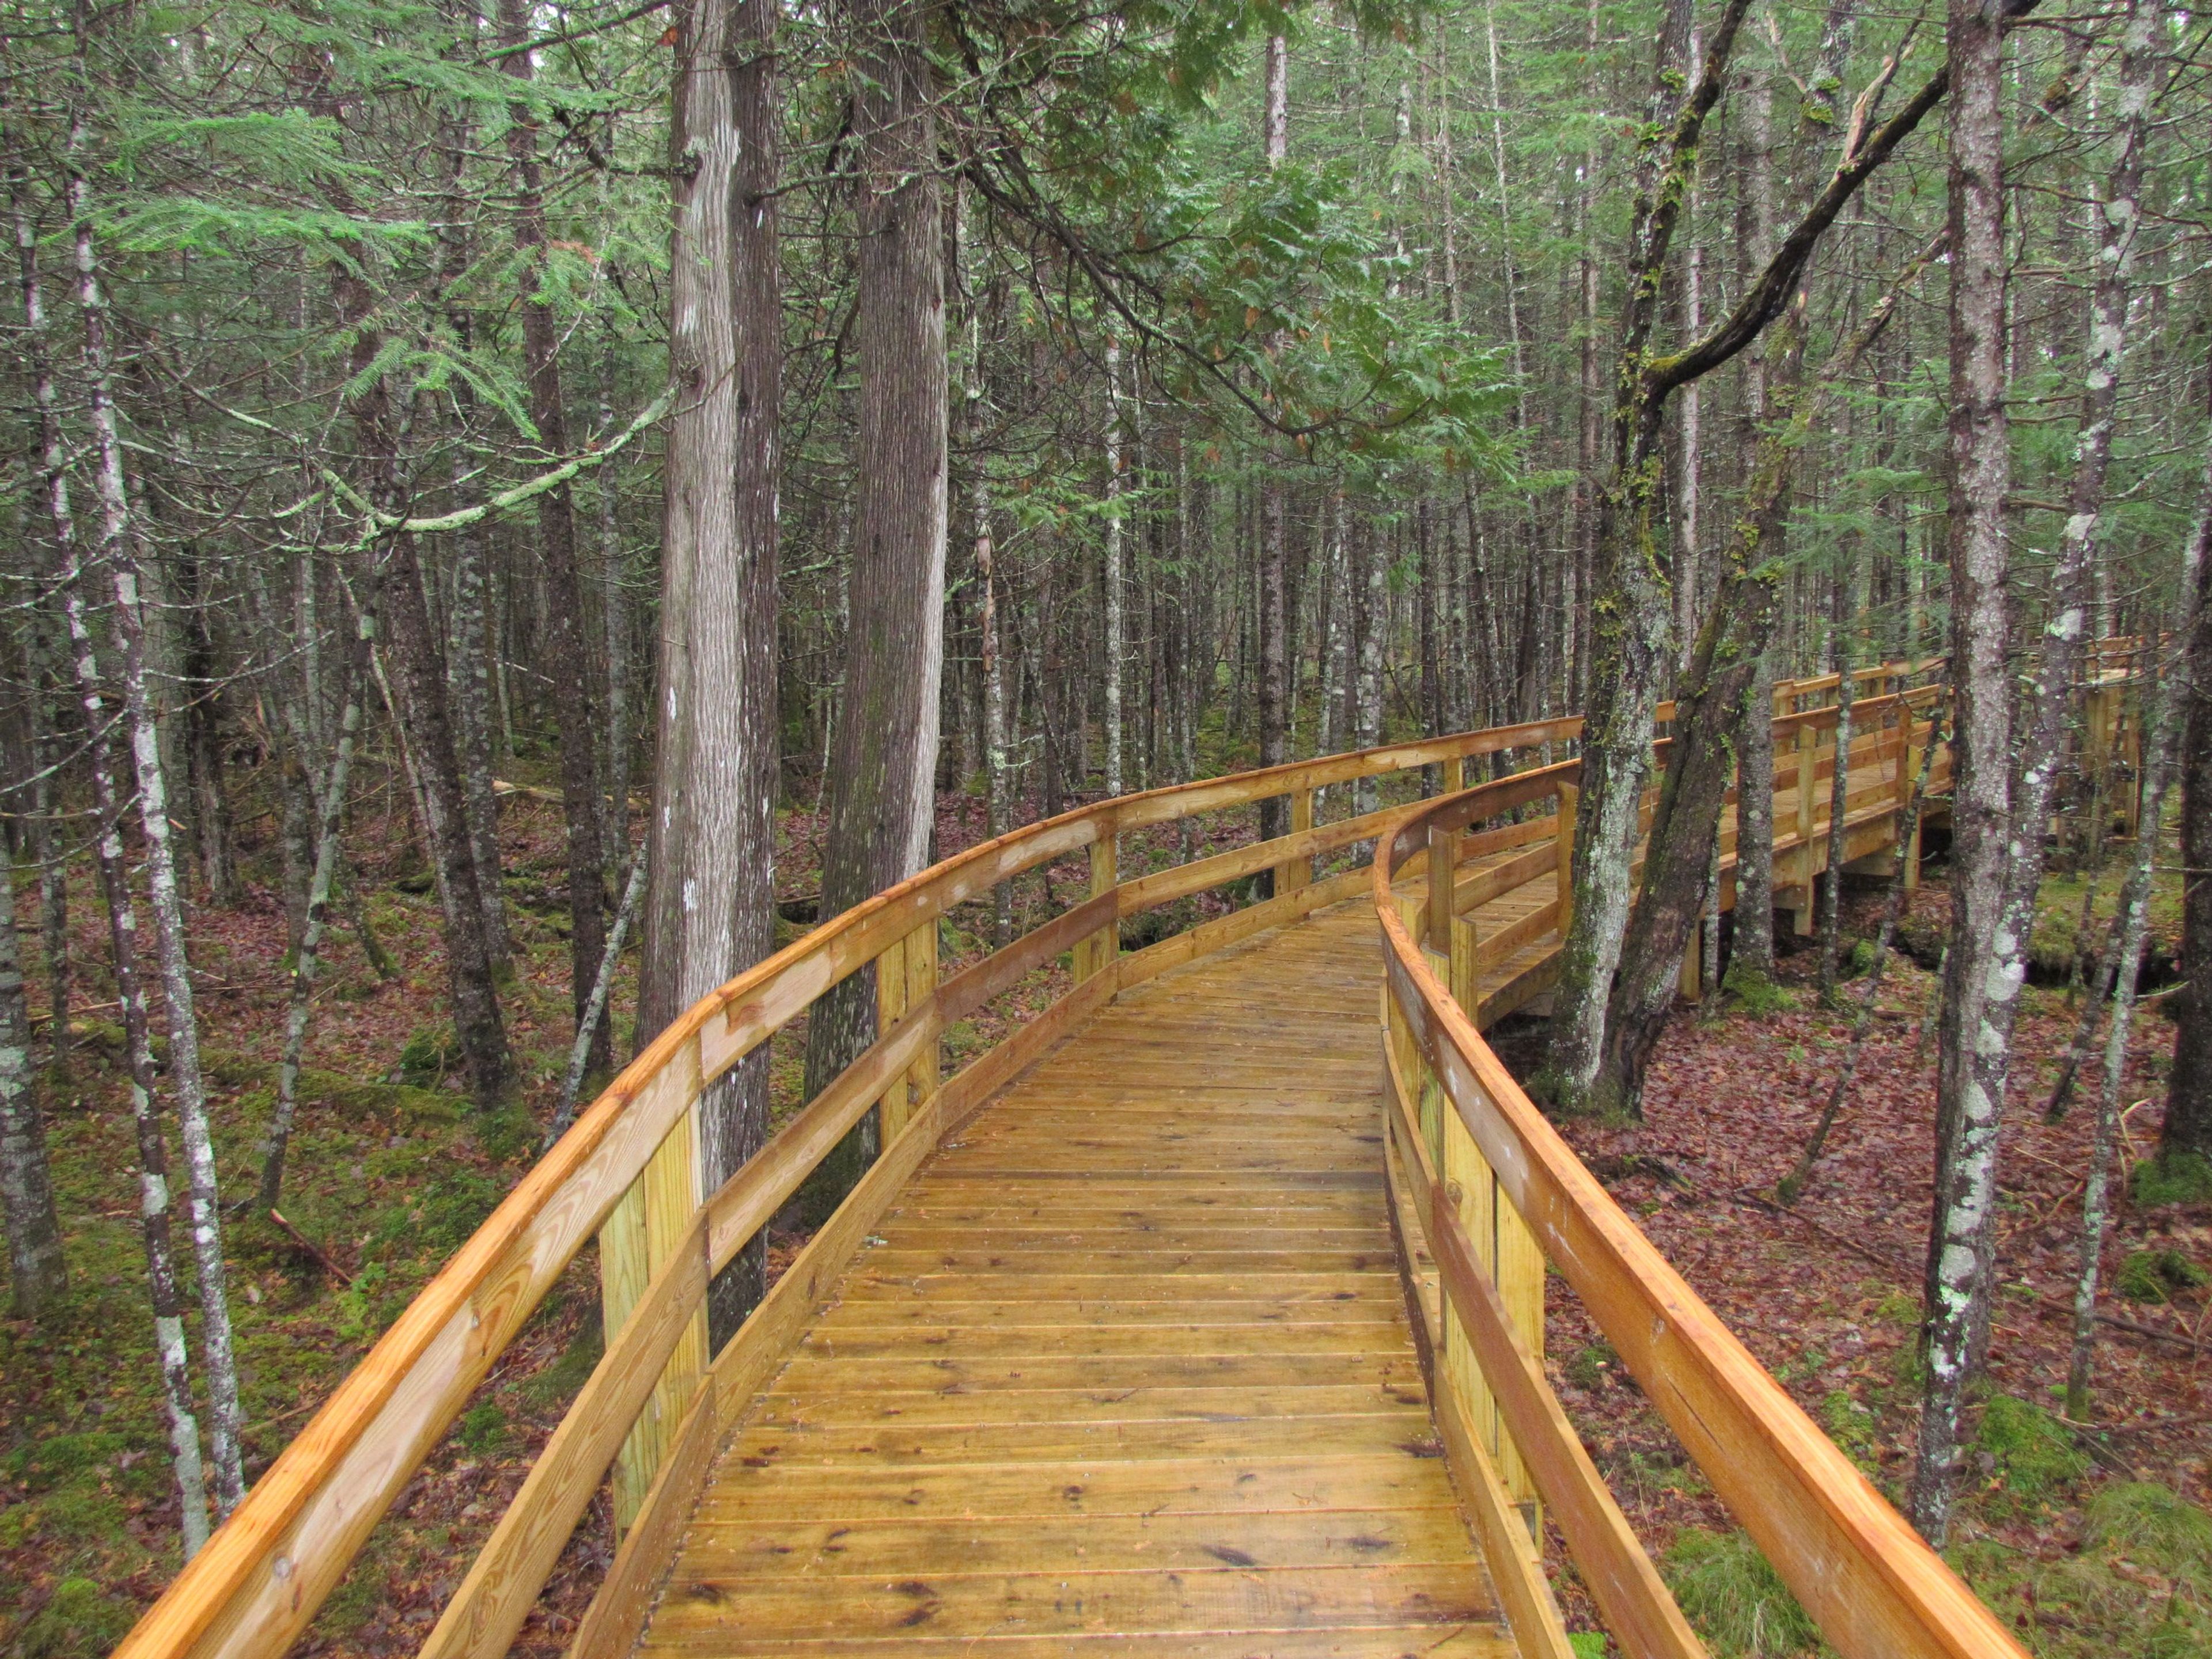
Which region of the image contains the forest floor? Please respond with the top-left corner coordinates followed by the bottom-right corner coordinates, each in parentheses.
top-left (2, 779), bottom-right (2208, 1658)
top-left (1508, 881), bottom-right (2212, 1657)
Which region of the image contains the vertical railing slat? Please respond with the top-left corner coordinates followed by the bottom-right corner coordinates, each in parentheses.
top-left (604, 1039), bottom-right (707, 1528)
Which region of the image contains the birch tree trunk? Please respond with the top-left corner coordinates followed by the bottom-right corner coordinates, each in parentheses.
top-left (1912, 0), bottom-right (2022, 1543)
top-left (10, 156), bottom-right (207, 1544)
top-left (640, 0), bottom-right (783, 1340)
top-left (799, 0), bottom-right (950, 1218)
top-left (68, 135), bottom-right (248, 1517)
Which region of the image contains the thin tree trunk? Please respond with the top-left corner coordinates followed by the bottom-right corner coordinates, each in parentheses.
top-left (1819, 638), bottom-right (1856, 1002)
top-left (259, 626), bottom-right (364, 1210)
top-left (1256, 29), bottom-right (1293, 857)
top-left (553, 850), bottom-right (648, 1144)
top-left (964, 233), bottom-right (1011, 945)
top-left (1912, 0), bottom-right (2022, 1544)
top-left (499, 0), bottom-right (610, 1067)
top-left (445, 452), bottom-right (513, 978)
top-left (1781, 704), bottom-right (1948, 1203)
top-left (640, 0), bottom-right (783, 1340)
top-left (9, 171), bottom-right (207, 1536)
top-left (1104, 335), bottom-right (1125, 797)
top-left (0, 846), bottom-right (65, 1320)
top-left (328, 219), bottom-right (515, 1106)
top-left (2069, 643), bottom-right (2191, 1417)
top-left (67, 132), bottom-right (248, 1517)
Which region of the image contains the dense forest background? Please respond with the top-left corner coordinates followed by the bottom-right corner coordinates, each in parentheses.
top-left (4, 0), bottom-right (2212, 1650)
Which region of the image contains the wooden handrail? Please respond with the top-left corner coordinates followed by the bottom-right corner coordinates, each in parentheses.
top-left (1370, 714), bottom-right (2031, 1659)
top-left (110, 708), bottom-right (1628, 1659)
top-left (107, 645), bottom-right (2003, 1659)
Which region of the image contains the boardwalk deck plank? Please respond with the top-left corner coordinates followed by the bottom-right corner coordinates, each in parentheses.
top-left (632, 907), bottom-right (1511, 1658)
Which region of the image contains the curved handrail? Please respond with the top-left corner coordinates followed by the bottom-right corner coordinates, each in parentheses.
top-left (1368, 716), bottom-right (2029, 1659)
top-left (115, 701), bottom-right (1642, 1659)
top-left (111, 651), bottom-right (1986, 1659)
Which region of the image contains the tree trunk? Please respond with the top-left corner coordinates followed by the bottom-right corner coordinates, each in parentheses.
top-left (330, 238), bottom-right (514, 1107)
top-left (0, 850), bottom-right (65, 1320)
top-left (800, 0), bottom-right (946, 1218)
top-left (2167, 520), bottom-right (2212, 1165)
top-left (445, 449), bottom-right (514, 978)
top-left (1104, 335), bottom-right (1126, 797)
top-left (639, 0), bottom-right (783, 1342)
top-left (1256, 29), bottom-right (1293, 854)
top-left (69, 148), bottom-right (248, 1518)
top-left (1911, 0), bottom-right (2018, 1545)
top-left (10, 160), bottom-right (206, 1541)
top-left (499, 0), bottom-right (611, 1069)
top-left (259, 625), bottom-right (365, 1210)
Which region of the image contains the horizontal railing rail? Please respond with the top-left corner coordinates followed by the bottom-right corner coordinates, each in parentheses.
top-left (116, 643), bottom-right (2061, 1659)
top-left (1371, 692), bottom-right (2031, 1659)
top-left (113, 703), bottom-right (1669, 1659)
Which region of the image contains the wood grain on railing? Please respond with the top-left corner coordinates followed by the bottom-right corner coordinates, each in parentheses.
top-left (1373, 729), bottom-right (2029, 1659)
top-left (115, 656), bottom-right (1982, 1659)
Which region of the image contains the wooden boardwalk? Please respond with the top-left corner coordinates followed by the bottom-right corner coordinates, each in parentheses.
top-left (636, 907), bottom-right (1516, 1657)
top-left (119, 662), bottom-right (2054, 1659)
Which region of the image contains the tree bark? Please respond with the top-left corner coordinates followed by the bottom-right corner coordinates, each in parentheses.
top-left (10, 157), bottom-right (206, 1540)
top-left (0, 847), bottom-right (65, 1320)
top-left (259, 624), bottom-right (365, 1210)
top-left (1911, 0), bottom-right (2020, 1545)
top-left (800, 0), bottom-right (946, 1218)
top-left (68, 138), bottom-right (248, 1518)
top-left (640, 0), bottom-right (783, 1340)
top-left (1104, 335), bottom-right (1126, 797)
top-left (499, 0), bottom-right (611, 1069)
top-left (1548, 9), bottom-right (1956, 1108)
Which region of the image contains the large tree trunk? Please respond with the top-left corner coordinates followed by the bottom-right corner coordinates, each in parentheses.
top-left (800, 0), bottom-right (946, 1218)
top-left (640, 0), bottom-right (783, 1342)
top-left (1911, 0), bottom-right (2020, 1546)
top-left (1597, 243), bottom-right (1937, 1109)
top-left (1547, 3), bottom-right (1951, 1109)
top-left (499, 0), bottom-right (611, 1069)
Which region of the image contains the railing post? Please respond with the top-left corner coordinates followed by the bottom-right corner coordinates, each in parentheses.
top-left (1554, 781), bottom-right (1578, 941)
top-left (1074, 831), bottom-right (1118, 982)
top-left (601, 1040), bottom-right (709, 1529)
top-left (1426, 821), bottom-right (1458, 954)
top-left (1903, 710), bottom-right (1925, 892)
top-left (1444, 754), bottom-right (1465, 794)
top-left (1791, 724), bottom-right (1819, 936)
top-left (875, 922), bottom-right (940, 1146)
top-left (1277, 787), bottom-right (1314, 895)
